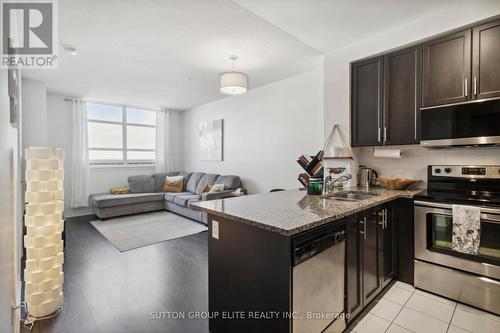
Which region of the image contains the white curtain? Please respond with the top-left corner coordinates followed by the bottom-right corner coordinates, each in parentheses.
top-left (155, 109), bottom-right (173, 173)
top-left (70, 101), bottom-right (90, 208)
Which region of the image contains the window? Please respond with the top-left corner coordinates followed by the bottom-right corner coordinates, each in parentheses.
top-left (87, 103), bottom-right (156, 165)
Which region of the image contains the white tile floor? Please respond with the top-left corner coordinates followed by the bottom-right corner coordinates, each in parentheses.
top-left (351, 282), bottom-right (500, 333)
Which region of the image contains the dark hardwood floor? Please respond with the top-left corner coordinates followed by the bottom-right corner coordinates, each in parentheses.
top-left (23, 215), bottom-right (209, 333)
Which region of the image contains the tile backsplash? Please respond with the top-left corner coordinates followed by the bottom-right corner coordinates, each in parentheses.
top-left (353, 145), bottom-right (500, 188)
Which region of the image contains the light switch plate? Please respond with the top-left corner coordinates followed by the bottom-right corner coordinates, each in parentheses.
top-left (212, 220), bottom-right (219, 239)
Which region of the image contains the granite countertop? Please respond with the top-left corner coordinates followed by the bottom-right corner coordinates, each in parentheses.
top-left (191, 186), bottom-right (424, 236)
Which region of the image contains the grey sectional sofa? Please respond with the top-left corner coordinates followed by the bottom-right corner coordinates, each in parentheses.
top-left (88, 172), bottom-right (242, 224)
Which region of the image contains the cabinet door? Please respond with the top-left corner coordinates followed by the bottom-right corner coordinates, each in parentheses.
top-left (351, 57), bottom-right (384, 147)
top-left (473, 20), bottom-right (500, 100)
top-left (361, 210), bottom-right (381, 305)
top-left (396, 199), bottom-right (414, 285)
top-left (422, 30), bottom-right (472, 107)
top-left (379, 206), bottom-right (395, 288)
top-left (383, 47), bottom-right (421, 145)
top-left (346, 215), bottom-right (362, 322)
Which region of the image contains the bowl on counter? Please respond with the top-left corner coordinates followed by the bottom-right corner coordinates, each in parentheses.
top-left (376, 176), bottom-right (418, 190)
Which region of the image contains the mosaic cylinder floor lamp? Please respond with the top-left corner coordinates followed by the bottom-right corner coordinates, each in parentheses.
top-left (24, 147), bottom-right (64, 323)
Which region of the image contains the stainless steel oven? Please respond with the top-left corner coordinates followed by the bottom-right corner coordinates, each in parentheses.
top-left (414, 201), bottom-right (500, 279)
top-left (414, 165), bottom-right (500, 315)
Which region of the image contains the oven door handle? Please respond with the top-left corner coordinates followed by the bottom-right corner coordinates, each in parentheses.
top-left (414, 200), bottom-right (500, 215)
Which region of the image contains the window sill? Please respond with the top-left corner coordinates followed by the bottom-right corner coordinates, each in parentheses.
top-left (89, 164), bottom-right (156, 170)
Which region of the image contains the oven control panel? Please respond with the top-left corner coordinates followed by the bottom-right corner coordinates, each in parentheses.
top-left (431, 165), bottom-right (500, 178)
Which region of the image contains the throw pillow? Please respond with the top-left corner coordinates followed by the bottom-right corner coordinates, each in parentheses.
top-left (110, 187), bottom-right (129, 194)
top-left (163, 176), bottom-right (184, 192)
top-left (209, 184), bottom-right (225, 192)
top-left (202, 183), bottom-right (214, 193)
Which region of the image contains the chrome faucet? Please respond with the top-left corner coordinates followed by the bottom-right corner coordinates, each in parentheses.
top-left (324, 174), bottom-right (352, 194)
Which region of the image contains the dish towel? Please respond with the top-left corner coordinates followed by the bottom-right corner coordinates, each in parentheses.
top-left (452, 204), bottom-right (481, 255)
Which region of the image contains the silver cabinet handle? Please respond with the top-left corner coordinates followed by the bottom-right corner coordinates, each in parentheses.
top-left (364, 217), bottom-right (367, 239)
top-left (384, 127), bottom-right (387, 143)
top-left (383, 209), bottom-right (387, 229)
top-left (474, 77), bottom-right (477, 97)
top-left (378, 209), bottom-right (386, 229)
top-left (414, 51), bottom-right (418, 141)
top-left (360, 217), bottom-right (367, 239)
top-left (464, 78), bottom-right (468, 97)
top-left (378, 128), bottom-right (381, 142)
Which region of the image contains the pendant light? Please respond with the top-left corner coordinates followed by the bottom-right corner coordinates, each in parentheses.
top-left (219, 56), bottom-right (248, 95)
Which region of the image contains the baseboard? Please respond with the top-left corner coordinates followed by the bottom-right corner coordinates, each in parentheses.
top-left (63, 207), bottom-right (93, 218)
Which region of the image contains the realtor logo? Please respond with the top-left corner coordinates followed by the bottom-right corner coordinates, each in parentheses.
top-left (1, 0), bottom-right (58, 69)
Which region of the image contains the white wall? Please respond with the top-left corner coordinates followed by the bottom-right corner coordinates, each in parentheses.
top-left (21, 79), bottom-right (47, 148)
top-left (323, 1), bottom-right (500, 185)
top-left (0, 69), bottom-right (21, 332)
top-left (179, 68), bottom-right (324, 194)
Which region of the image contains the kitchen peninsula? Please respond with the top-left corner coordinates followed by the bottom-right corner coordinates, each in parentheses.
top-left (192, 187), bottom-right (423, 333)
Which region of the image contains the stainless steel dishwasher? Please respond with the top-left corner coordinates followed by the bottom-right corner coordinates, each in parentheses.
top-left (292, 224), bottom-right (346, 333)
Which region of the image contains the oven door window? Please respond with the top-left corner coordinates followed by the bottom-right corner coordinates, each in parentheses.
top-left (427, 212), bottom-right (500, 264)
top-left (431, 214), bottom-right (452, 250)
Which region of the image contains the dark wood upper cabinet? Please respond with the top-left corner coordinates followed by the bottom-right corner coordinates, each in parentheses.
top-left (351, 19), bottom-right (500, 146)
top-left (422, 30), bottom-right (472, 107)
top-left (383, 46), bottom-right (421, 145)
top-left (351, 57), bottom-right (383, 147)
top-left (473, 19), bottom-right (500, 100)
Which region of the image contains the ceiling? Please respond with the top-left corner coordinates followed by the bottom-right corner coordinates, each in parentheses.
top-left (23, 0), bottom-right (472, 110)
top-left (23, 0), bottom-right (321, 110)
top-left (233, 0), bottom-right (465, 54)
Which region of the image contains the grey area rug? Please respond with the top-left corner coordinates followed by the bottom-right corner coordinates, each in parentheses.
top-left (90, 211), bottom-right (207, 252)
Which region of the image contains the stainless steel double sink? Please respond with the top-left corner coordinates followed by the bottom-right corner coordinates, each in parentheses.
top-left (322, 191), bottom-right (379, 202)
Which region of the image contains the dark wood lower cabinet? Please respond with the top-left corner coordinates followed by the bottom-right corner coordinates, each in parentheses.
top-left (208, 215), bottom-right (291, 333)
top-left (346, 203), bottom-right (396, 323)
top-left (346, 215), bottom-right (362, 320)
top-left (395, 198), bottom-right (415, 285)
top-left (381, 204), bottom-right (395, 288)
top-left (362, 210), bottom-right (382, 305)
top-left (208, 201), bottom-right (403, 330)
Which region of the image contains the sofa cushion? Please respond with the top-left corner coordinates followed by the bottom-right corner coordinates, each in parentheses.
top-left (179, 172), bottom-right (193, 191)
top-left (186, 172), bottom-right (205, 193)
top-left (195, 174), bottom-right (220, 194)
top-left (164, 191), bottom-right (194, 203)
top-left (128, 175), bottom-right (155, 193)
top-left (162, 176), bottom-right (184, 192)
top-left (152, 172), bottom-right (180, 192)
top-left (174, 194), bottom-right (200, 207)
top-left (216, 175), bottom-right (241, 190)
top-left (89, 193), bottom-right (164, 208)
